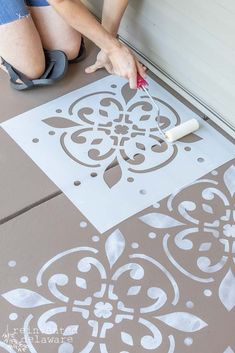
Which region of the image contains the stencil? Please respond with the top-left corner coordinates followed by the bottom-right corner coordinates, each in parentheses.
top-left (1, 75), bottom-right (234, 232)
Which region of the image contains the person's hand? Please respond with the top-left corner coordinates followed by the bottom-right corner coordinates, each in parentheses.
top-left (85, 42), bottom-right (146, 89)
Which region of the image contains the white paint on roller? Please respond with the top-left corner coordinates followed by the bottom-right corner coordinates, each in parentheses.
top-left (1, 75), bottom-right (235, 233)
top-left (165, 119), bottom-right (200, 142)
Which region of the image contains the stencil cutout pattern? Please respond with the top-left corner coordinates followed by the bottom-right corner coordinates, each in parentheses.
top-left (1, 75), bottom-right (235, 232)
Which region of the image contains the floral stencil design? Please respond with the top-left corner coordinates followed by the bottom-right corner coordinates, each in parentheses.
top-left (1, 230), bottom-right (207, 353)
top-left (42, 82), bottom-right (201, 188)
top-left (140, 164), bottom-right (235, 311)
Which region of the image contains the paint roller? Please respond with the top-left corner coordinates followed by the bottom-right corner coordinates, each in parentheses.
top-left (137, 74), bottom-right (200, 142)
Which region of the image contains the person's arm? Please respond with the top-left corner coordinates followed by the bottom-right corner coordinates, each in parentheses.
top-left (85, 0), bottom-right (145, 85)
top-left (48, 0), bottom-right (145, 88)
top-left (101, 0), bottom-right (128, 36)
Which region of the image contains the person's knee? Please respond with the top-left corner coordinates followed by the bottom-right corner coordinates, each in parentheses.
top-left (59, 38), bottom-right (81, 60)
top-left (22, 55), bottom-right (45, 79)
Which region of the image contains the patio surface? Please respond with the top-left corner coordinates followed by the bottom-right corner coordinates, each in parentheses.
top-left (0, 40), bottom-right (234, 353)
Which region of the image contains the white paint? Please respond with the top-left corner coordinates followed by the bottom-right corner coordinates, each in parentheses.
top-left (1, 75), bottom-right (234, 233)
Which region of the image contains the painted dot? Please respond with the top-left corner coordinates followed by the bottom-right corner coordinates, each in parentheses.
top-left (32, 138), bottom-right (39, 143)
top-left (127, 177), bottom-right (134, 183)
top-left (80, 221), bottom-right (87, 228)
top-left (56, 109), bottom-right (62, 113)
top-left (211, 170), bottom-right (218, 176)
top-left (49, 131), bottom-right (55, 136)
top-left (20, 276), bottom-right (29, 283)
top-left (184, 146), bottom-right (191, 152)
top-left (197, 157), bottom-right (205, 163)
top-left (58, 342), bottom-right (74, 353)
top-left (186, 301), bottom-right (194, 309)
top-left (74, 180), bottom-right (81, 186)
top-left (152, 202), bottom-right (160, 209)
top-left (111, 84), bottom-right (117, 89)
top-left (9, 313), bottom-right (18, 321)
top-left (91, 172), bottom-right (97, 178)
top-left (204, 289), bottom-right (212, 297)
top-left (148, 232), bottom-right (157, 239)
top-left (139, 189), bottom-right (147, 195)
top-left (8, 260), bottom-right (16, 267)
top-left (131, 242), bottom-right (139, 249)
top-left (92, 236), bottom-right (100, 242)
top-left (184, 337), bottom-right (193, 346)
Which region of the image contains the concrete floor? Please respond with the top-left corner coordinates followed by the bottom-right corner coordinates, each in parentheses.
top-left (0, 41), bottom-right (235, 353)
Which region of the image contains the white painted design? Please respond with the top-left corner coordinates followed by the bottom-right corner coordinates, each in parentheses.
top-left (141, 163), bottom-right (235, 311)
top-left (20, 276), bottom-right (29, 283)
top-left (63, 325), bottom-right (79, 336)
top-left (203, 289), bottom-right (212, 297)
top-left (9, 313), bottom-right (18, 321)
top-left (219, 269), bottom-right (235, 311)
top-left (155, 312), bottom-right (207, 332)
top-left (105, 229), bottom-right (125, 268)
top-left (0, 341), bottom-right (17, 353)
top-left (1, 76), bottom-right (234, 232)
top-left (1, 231), bottom-right (207, 353)
top-left (2, 289), bottom-right (53, 308)
top-left (224, 347), bottom-right (235, 353)
top-left (184, 338), bottom-right (193, 346)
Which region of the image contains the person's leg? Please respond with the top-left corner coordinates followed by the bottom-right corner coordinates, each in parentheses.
top-left (27, 0), bottom-right (82, 60)
top-left (0, 0), bottom-right (45, 79)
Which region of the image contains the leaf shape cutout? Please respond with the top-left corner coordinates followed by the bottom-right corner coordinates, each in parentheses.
top-left (219, 268), bottom-right (235, 311)
top-left (42, 117), bottom-right (79, 128)
top-left (121, 332), bottom-right (134, 346)
top-left (63, 325), bottom-right (79, 336)
top-left (103, 157), bottom-right (122, 189)
top-left (127, 286), bottom-right (141, 296)
top-left (2, 289), bottom-right (53, 308)
top-left (224, 165), bottom-right (235, 197)
top-left (99, 109), bottom-right (109, 117)
top-left (140, 213), bottom-right (184, 228)
top-left (76, 277), bottom-right (87, 289)
top-left (121, 82), bottom-right (137, 104)
top-left (91, 138), bottom-right (103, 145)
top-left (179, 133), bottom-right (202, 143)
top-left (105, 229), bottom-right (125, 268)
top-left (136, 142), bottom-right (145, 151)
top-left (156, 312), bottom-right (207, 332)
top-left (140, 114), bottom-right (151, 121)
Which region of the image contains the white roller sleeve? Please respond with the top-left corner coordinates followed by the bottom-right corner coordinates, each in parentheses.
top-left (165, 118), bottom-right (200, 142)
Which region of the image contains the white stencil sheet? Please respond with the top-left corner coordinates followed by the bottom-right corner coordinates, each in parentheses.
top-left (1, 75), bottom-right (234, 232)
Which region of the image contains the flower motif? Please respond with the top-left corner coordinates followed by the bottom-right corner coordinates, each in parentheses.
top-left (223, 224), bottom-right (235, 238)
top-left (114, 124), bottom-right (129, 135)
top-left (140, 163), bottom-right (235, 312)
top-left (42, 81), bottom-right (202, 189)
top-left (1, 229), bottom-right (207, 353)
top-left (94, 302), bottom-right (113, 318)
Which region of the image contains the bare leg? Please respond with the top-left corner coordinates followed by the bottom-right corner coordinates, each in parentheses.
top-left (0, 16), bottom-right (45, 79)
top-left (29, 5), bottom-right (82, 60)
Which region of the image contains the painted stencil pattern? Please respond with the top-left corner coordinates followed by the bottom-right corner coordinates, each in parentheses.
top-left (0, 159), bottom-right (234, 353)
top-left (1, 75), bottom-right (235, 232)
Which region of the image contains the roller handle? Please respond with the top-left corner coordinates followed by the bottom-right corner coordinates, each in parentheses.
top-left (137, 73), bottom-right (148, 89)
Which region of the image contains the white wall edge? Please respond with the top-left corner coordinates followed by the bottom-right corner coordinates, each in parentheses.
top-left (120, 37), bottom-right (235, 140)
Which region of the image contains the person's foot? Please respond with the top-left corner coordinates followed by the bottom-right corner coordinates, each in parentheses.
top-left (0, 59), bottom-right (22, 83)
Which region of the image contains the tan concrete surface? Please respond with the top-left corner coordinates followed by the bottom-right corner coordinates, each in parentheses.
top-left (0, 158), bottom-right (234, 353)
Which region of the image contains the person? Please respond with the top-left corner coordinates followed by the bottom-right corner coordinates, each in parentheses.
top-left (0, 0), bottom-right (146, 90)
